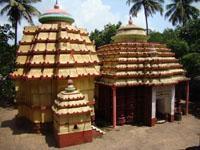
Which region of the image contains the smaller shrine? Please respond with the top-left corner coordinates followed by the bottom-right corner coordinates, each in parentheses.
top-left (52, 79), bottom-right (93, 147)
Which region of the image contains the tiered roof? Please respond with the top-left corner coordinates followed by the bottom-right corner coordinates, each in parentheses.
top-left (52, 79), bottom-right (91, 115)
top-left (12, 3), bottom-right (99, 80)
top-left (97, 18), bottom-right (188, 87)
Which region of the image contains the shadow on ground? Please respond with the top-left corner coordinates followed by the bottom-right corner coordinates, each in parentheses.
top-left (0, 99), bottom-right (15, 108)
top-left (1, 116), bottom-right (57, 148)
top-left (189, 102), bottom-right (200, 119)
top-left (185, 146), bottom-right (200, 150)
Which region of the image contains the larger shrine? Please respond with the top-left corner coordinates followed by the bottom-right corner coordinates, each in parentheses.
top-left (12, 1), bottom-right (99, 133)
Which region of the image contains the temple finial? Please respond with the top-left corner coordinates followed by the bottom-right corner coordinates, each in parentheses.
top-left (129, 16), bottom-right (133, 25)
top-left (54, 0), bottom-right (59, 9)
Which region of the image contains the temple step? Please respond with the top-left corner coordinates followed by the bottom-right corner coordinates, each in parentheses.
top-left (92, 125), bottom-right (105, 138)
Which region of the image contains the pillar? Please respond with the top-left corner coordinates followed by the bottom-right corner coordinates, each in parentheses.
top-left (186, 81), bottom-right (190, 115)
top-left (150, 87), bottom-right (156, 126)
top-left (169, 85), bottom-right (175, 122)
top-left (112, 86), bottom-right (116, 128)
top-left (177, 83), bottom-right (182, 113)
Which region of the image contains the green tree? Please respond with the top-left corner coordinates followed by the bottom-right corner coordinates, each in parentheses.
top-left (126, 0), bottom-right (164, 35)
top-left (149, 29), bottom-right (189, 58)
top-left (0, 24), bottom-right (16, 103)
top-left (90, 22), bottom-right (122, 48)
top-left (178, 18), bottom-right (200, 52)
top-left (165, 0), bottom-right (200, 26)
top-left (167, 39), bottom-right (189, 58)
top-left (181, 53), bottom-right (200, 78)
top-left (148, 31), bottom-right (164, 43)
top-left (0, 0), bottom-right (41, 46)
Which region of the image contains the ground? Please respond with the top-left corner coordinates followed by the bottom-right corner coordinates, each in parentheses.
top-left (0, 106), bottom-right (200, 150)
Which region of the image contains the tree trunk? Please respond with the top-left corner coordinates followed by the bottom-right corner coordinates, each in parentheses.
top-left (14, 20), bottom-right (18, 47)
top-left (144, 7), bottom-right (149, 35)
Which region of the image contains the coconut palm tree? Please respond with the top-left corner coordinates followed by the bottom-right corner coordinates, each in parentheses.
top-left (127, 0), bottom-right (164, 35)
top-left (0, 0), bottom-right (41, 46)
top-left (165, 0), bottom-right (200, 26)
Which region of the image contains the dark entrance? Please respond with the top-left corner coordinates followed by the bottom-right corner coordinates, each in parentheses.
top-left (116, 86), bottom-right (152, 125)
top-left (96, 84), bottom-right (152, 126)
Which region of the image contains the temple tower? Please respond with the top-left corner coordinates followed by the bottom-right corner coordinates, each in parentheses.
top-left (12, 1), bottom-right (99, 131)
top-left (52, 79), bottom-right (92, 147)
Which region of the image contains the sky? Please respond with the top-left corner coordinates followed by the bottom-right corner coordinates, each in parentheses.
top-left (0, 0), bottom-right (200, 45)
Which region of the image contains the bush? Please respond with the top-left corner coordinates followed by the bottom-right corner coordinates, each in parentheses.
top-left (0, 24), bottom-right (16, 103)
top-left (166, 40), bottom-right (189, 58)
top-left (181, 53), bottom-right (200, 78)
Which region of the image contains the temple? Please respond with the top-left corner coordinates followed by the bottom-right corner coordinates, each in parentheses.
top-left (11, 0), bottom-right (190, 147)
top-left (95, 17), bottom-right (190, 128)
top-left (11, 1), bottom-right (100, 132)
top-left (52, 79), bottom-right (93, 147)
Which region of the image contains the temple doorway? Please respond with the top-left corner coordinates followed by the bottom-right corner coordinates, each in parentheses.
top-left (153, 85), bottom-right (175, 123)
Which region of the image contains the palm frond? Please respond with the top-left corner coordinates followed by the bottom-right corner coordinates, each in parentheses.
top-left (0, 4), bottom-right (10, 15)
top-left (165, 0), bottom-right (200, 26)
top-left (0, 0), bottom-right (8, 5)
top-left (129, 2), bottom-right (143, 17)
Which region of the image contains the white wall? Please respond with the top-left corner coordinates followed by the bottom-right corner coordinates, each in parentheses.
top-left (151, 85), bottom-right (175, 118)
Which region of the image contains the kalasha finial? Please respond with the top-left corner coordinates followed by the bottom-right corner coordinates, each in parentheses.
top-left (65, 79), bottom-right (76, 92)
top-left (67, 79), bottom-right (73, 86)
top-left (129, 16), bottom-right (133, 25)
top-left (54, 0), bottom-right (59, 9)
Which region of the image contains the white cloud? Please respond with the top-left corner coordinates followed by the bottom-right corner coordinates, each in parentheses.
top-left (73, 0), bottom-right (120, 31)
top-left (0, 0), bottom-right (170, 44)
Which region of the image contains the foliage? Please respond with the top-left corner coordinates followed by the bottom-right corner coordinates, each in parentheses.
top-left (149, 29), bottom-right (189, 58)
top-left (165, 0), bottom-right (200, 26)
top-left (167, 39), bottom-right (189, 58)
top-left (148, 31), bottom-right (164, 43)
top-left (179, 18), bottom-right (200, 47)
top-left (149, 29), bottom-right (179, 43)
top-left (0, 0), bottom-right (41, 46)
top-left (126, 0), bottom-right (164, 35)
top-left (0, 24), bottom-right (16, 102)
top-left (181, 53), bottom-right (200, 78)
top-left (90, 22), bottom-right (122, 48)
top-left (149, 18), bottom-right (200, 77)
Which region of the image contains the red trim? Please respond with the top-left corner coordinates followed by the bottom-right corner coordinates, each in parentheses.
top-left (112, 86), bottom-right (117, 128)
top-left (186, 81), bottom-right (189, 115)
top-left (88, 100), bottom-right (95, 106)
top-left (150, 118), bottom-right (157, 126)
top-left (54, 130), bottom-right (92, 148)
top-left (168, 115), bottom-right (174, 122)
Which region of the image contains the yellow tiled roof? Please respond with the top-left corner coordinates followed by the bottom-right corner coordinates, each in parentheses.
top-left (97, 42), bottom-right (188, 86)
top-left (12, 22), bottom-right (100, 80)
top-left (52, 80), bottom-right (91, 115)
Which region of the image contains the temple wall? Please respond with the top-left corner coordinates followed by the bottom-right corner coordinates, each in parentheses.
top-left (15, 77), bottom-right (96, 123)
top-left (54, 121), bottom-right (91, 134)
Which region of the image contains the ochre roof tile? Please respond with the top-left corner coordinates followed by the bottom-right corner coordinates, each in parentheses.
top-left (12, 21), bottom-right (99, 79)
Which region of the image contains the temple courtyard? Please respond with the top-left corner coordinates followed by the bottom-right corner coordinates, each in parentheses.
top-left (0, 103), bottom-right (199, 150)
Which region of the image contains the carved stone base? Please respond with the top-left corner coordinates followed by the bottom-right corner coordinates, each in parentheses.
top-left (150, 118), bottom-right (157, 127)
top-left (168, 115), bottom-right (174, 122)
top-left (54, 130), bottom-right (93, 148)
